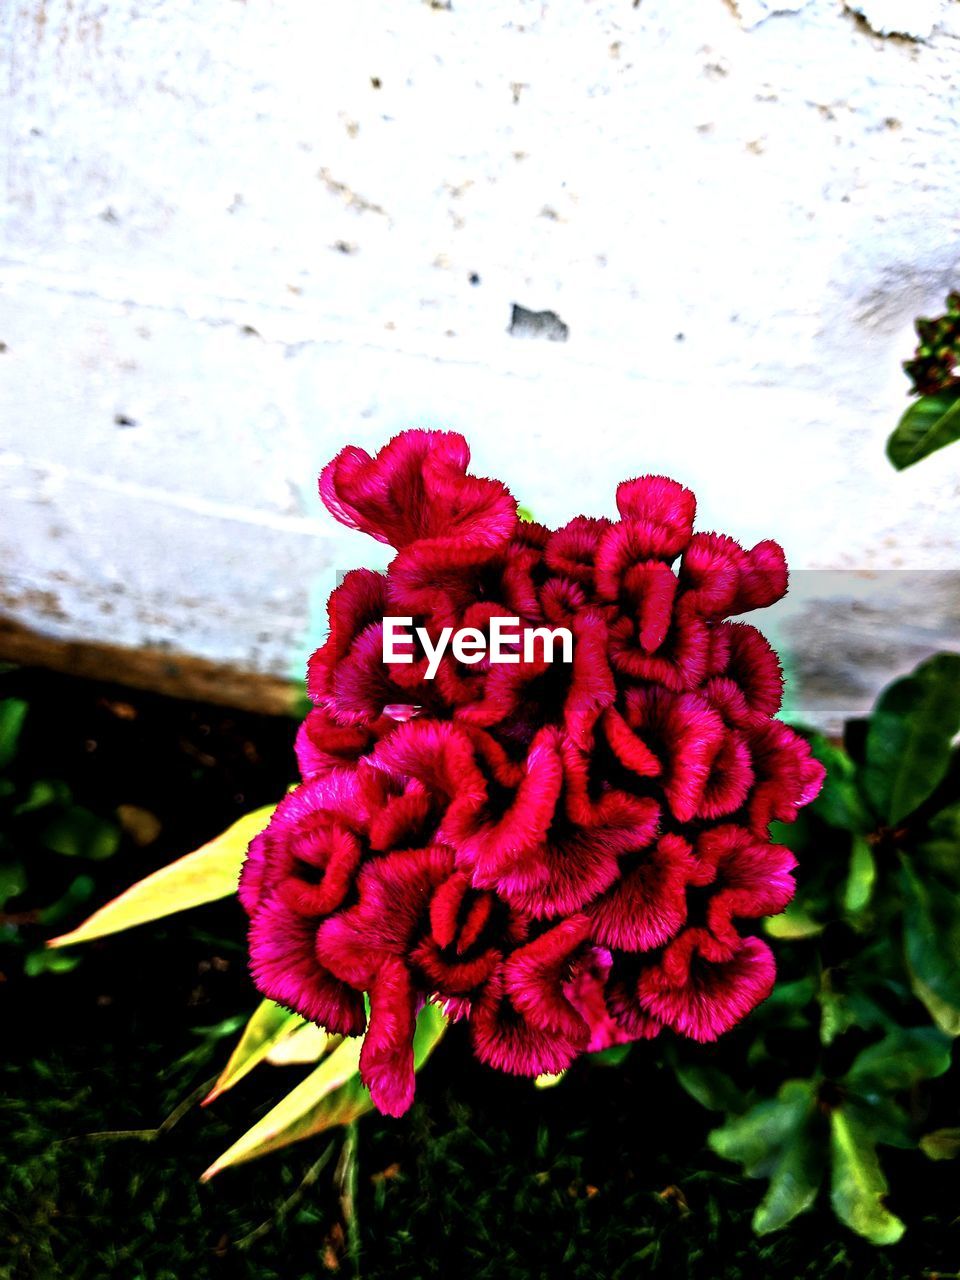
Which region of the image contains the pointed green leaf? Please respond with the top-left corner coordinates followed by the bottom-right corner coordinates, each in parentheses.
top-left (829, 1109), bottom-right (904, 1245)
top-left (47, 803), bottom-right (276, 947)
top-left (887, 390), bottom-right (960, 471)
top-left (201, 1003), bottom-right (447, 1178)
top-left (900, 858), bottom-right (960, 1036)
top-left (204, 1000), bottom-right (308, 1105)
top-left (919, 1128), bottom-right (960, 1161)
top-left (843, 837), bottom-right (876, 916)
top-left (863, 654), bottom-right (960, 826)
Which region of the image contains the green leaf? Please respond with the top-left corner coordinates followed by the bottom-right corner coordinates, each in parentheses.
top-left (829, 1109), bottom-right (905, 1244)
top-left (24, 947), bottom-right (81, 976)
top-left (41, 806), bottom-right (120, 861)
top-left (0, 698), bottom-right (28, 770)
top-left (760, 975), bottom-right (818, 1014)
top-left (753, 1117), bottom-right (822, 1235)
top-left (807, 735), bottom-right (874, 832)
top-left (13, 778), bottom-right (72, 815)
top-left (900, 858), bottom-right (960, 1036)
top-left (819, 979), bottom-right (856, 1048)
top-left (709, 1080), bottom-right (821, 1234)
top-left (843, 837), bottom-right (876, 916)
top-left (908, 972), bottom-right (960, 1038)
top-left (709, 1079), bottom-right (815, 1176)
top-left (589, 1043), bottom-right (632, 1067)
top-left (887, 390), bottom-right (960, 471)
top-left (201, 1003), bottom-right (447, 1178)
top-left (842, 1095), bottom-right (913, 1152)
top-left (917, 801), bottom-right (960, 884)
top-left (816, 978), bottom-right (893, 1049)
top-left (843, 1027), bottom-right (952, 1096)
top-left (47, 803), bottom-right (276, 947)
top-left (765, 906), bottom-right (824, 940)
top-left (919, 1128), bottom-right (960, 1161)
top-left (673, 1061), bottom-right (748, 1114)
top-left (862, 654), bottom-right (960, 826)
top-left (37, 874), bottom-right (96, 926)
top-left (204, 1000), bottom-right (309, 1105)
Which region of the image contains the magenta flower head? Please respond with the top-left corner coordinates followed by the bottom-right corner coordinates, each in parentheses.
top-left (240, 430), bottom-right (824, 1116)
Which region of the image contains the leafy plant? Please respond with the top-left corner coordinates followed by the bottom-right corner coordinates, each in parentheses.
top-left (888, 292), bottom-right (960, 469)
top-left (45, 652), bottom-right (960, 1247)
top-left (677, 654), bottom-right (960, 1244)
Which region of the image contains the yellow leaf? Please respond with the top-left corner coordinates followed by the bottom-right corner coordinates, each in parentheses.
top-left (200, 1036), bottom-right (368, 1180)
top-left (266, 1021), bottom-right (333, 1066)
top-left (48, 804), bottom-right (276, 948)
top-left (203, 999), bottom-right (308, 1106)
top-left (201, 1003), bottom-right (447, 1179)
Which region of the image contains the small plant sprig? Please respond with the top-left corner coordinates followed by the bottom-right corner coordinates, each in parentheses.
top-left (887, 292), bottom-right (960, 469)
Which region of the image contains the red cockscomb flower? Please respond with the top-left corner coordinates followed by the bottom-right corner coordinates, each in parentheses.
top-left (240, 429), bottom-right (823, 1116)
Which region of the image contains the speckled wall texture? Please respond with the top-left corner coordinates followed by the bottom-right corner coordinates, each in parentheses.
top-left (1, 0), bottom-right (959, 729)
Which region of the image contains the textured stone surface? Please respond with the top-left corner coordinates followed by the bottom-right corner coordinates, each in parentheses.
top-left (2, 0), bottom-right (959, 728)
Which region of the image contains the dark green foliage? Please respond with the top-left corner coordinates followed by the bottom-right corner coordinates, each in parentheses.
top-left (0, 687), bottom-right (121, 979)
top-left (693, 654), bottom-right (960, 1244)
top-left (886, 391), bottom-right (960, 470)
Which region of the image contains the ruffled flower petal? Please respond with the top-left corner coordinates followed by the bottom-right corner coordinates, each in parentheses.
top-left (241, 428), bottom-right (822, 1113)
top-left (637, 930), bottom-right (777, 1042)
top-left (470, 971), bottom-right (585, 1077)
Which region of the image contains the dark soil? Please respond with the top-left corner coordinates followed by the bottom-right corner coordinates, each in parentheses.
top-left (0, 667), bottom-right (954, 1280)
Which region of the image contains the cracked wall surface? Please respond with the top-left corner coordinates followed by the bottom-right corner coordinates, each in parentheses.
top-left (1, 0), bottom-right (959, 729)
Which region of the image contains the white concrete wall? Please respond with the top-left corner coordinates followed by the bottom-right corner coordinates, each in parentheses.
top-left (2, 0), bottom-right (959, 729)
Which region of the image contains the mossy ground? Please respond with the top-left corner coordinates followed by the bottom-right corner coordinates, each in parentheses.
top-left (0, 670), bottom-right (955, 1279)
